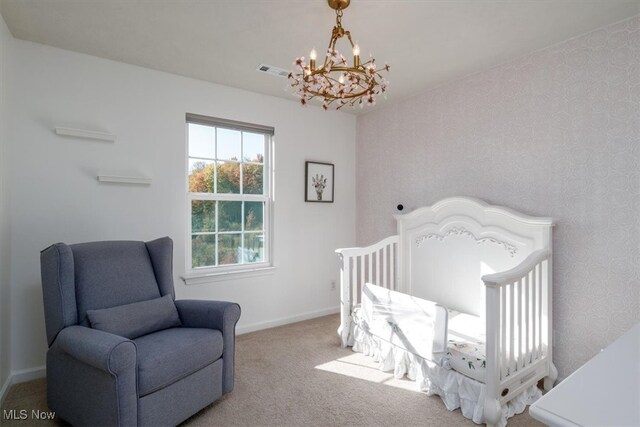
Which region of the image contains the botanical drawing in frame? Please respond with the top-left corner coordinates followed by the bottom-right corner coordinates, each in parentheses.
top-left (305, 161), bottom-right (334, 203)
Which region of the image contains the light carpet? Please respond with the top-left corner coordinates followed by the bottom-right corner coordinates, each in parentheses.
top-left (1, 314), bottom-right (542, 426)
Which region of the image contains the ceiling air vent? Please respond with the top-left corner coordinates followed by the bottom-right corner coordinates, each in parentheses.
top-left (257, 64), bottom-right (289, 78)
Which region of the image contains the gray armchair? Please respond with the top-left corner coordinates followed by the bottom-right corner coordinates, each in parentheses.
top-left (40, 237), bottom-right (240, 426)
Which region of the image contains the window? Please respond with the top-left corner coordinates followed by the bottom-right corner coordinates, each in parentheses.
top-left (186, 113), bottom-right (273, 275)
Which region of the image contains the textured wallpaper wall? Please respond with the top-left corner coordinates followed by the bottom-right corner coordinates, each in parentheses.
top-left (356, 16), bottom-right (639, 379)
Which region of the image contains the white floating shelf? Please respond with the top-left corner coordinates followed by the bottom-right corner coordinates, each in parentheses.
top-left (97, 175), bottom-right (152, 185)
top-left (55, 126), bottom-right (116, 142)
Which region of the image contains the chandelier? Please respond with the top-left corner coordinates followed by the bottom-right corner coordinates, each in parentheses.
top-left (288, 0), bottom-right (389, 110)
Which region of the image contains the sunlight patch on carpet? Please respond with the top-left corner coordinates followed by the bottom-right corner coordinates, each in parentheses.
top-left (314, 353), bottom-right (422, 393)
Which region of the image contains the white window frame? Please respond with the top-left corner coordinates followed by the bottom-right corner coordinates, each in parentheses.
top-left (184, 113), bottom-right (274, 282)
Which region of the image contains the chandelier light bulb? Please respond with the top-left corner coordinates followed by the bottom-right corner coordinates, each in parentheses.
top-left (309, 48), bottom-right (317, 69)
top-left (339, 74), bottom-right (345, 84)
top-left (352, 44), bottom-right (360, 56)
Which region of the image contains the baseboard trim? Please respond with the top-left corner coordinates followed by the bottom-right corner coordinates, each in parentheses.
top-left (0, 375), bottom-right (11, 408)
top-left (0, 366), bottom-right (46, 406)
top-left (12, 366), bottom-right (46, 384)
top-left (237, 306), bottom-right (339, 335)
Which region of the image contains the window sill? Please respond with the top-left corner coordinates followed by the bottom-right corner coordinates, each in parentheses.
top-left (181, 266), bottom-right (276, 286)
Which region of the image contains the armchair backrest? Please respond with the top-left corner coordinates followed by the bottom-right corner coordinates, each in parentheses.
top-left (40, 237), bottom-right (175, 346)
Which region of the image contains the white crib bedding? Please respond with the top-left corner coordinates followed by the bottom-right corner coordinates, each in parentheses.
top-left (446, 309), bottom-right (487, 383)
top-left (349, 306), bottom-right (541, 427)
top-left (352, 304), bottom-right (489, 383)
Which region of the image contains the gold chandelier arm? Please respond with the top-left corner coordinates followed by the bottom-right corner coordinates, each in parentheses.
top-left (321, 29), bottom-right (339, 70)
top-left (304, 74), bottom-right (377, 100)
top-left (345, 31), bottom-right (356, 49)
top-left (328, 33), bottom-right (338, 54)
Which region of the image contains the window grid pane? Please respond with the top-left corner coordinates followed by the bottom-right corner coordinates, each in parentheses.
top-left (243, 233), bottom-right (264, 263)
top-left (242, 163), bottom-right (263, 195)
top-left (216, 128), bottom-right (241, 161)
top-left (188, 123), bottom-right (215, 160)
top-left (244, 201), bottom-right (264, 231)
top-left (188, 159), bottom-right (214, 193)
top-left (192, 234), bottom-right (216, 268)
top-left (242, 132), bottom-right (265, 164)
top-left (192, 200), bottom-right (216, 233)
top-left (216, 161), bottom-right (240, 194)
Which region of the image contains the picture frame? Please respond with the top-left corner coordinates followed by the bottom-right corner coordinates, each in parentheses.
top-left (305, 161), bottom-right (334, 203)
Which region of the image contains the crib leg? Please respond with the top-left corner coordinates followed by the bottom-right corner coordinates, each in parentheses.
top-left (543, 362), bottom-right (558, 391)
top-left (337, 317), bottom-right (352, 348)
top-left (484, 397), bottom-right (501, 427)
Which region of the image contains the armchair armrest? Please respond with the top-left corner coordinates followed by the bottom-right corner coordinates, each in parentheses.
top-left (48, 326), bottom-right (138, 426)
top-left (54, 325), bottom-right (136, 374)
top-left (175, 300), bottom-right (241, 331)
top-left (175, 300), bottom-right (240, 394)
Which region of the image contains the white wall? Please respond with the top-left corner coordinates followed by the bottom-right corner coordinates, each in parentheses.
top-left (356, 16), bottom-right (639, 380)
top-left (5, 40), bottom-right (356, 373)
top-left (0, 12), bottom-right (12, 398)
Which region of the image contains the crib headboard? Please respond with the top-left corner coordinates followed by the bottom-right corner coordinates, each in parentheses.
top-left (395, 197), bottom-right (553, 317)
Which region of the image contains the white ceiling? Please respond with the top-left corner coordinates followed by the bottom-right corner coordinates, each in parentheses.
top-left (1, 0), bottom-right (639, 113)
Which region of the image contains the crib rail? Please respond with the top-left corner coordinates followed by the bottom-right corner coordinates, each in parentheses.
top-left (483, 249), bottom-right (553, 404)
top-left (335, 235), bottom-right (399, 347)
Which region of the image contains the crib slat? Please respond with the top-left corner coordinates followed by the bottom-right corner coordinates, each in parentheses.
top-left (351, 256), bottom-right (356, 305)
top-left (517, 279), bottom-right (523, 370)
top-left (382, 246), bottom-right (389, 289)
top-left (520, 274), bottom-right (529, 368)
top-left (545, 258), bottom-right (552, 358)
top-left (523, 273), bottom-right (528, 366)
top-left (374, 249), bottom-right (384, 287)
top-left (532, 263), bottom-right (537, 360)
top-left (530, 269), bottom-right (535, 362)
top-left (349, 257), bottom-right (356, 306)
top-left (525, 273), bottom-right (533, 364)
top-left (501, 285), bottom-right (507, 380)
top-left (347, 256), bottom-right (351, 306)
top-left (368, 253), bottom-right (372, 285)
top-left (510, 281), bottom-right (515, 374)
top-left (359, 255), bottom-right (365, 291)
top-left (376, 250), bottom-right (379, 284)
top-left (376, 249), bottom-right (384, 287)
top-left (537, 262), bottom-right (543, 359)
top-left (373, 253), bottom-right (377, 284)
top-left (374, 249), bottom-right (384, 288)
top-left (390, 243), bottom-right (396, 290)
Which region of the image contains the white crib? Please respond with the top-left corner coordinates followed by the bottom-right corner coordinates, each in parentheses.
top-left (336, 197), bottom-right (557, 426)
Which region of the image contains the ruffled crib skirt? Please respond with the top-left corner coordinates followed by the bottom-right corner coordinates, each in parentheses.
top-left (350, 320), bottom-right (541, 427)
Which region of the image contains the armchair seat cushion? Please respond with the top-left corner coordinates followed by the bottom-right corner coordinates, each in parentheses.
top-left (134, 327), bottom-right (223, 396)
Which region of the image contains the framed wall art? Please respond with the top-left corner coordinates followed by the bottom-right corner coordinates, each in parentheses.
top-left (305, 161), bottom-right (334, 203)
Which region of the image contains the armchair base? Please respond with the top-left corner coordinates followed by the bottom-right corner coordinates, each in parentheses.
top-left (139, 358), bottom-right (223, 427)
